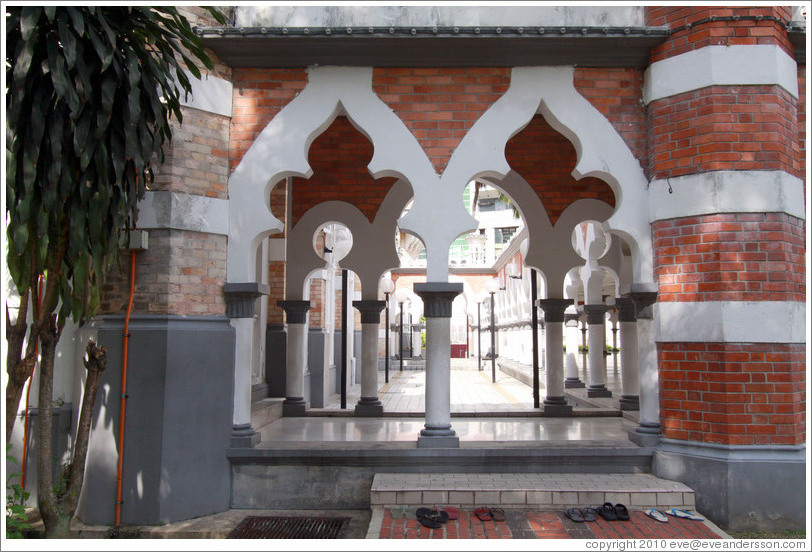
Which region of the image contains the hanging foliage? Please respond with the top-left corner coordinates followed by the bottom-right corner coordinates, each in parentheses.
top-left (5, 6), bottom-right (226, 537)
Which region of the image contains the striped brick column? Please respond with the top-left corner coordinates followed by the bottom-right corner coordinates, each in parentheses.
top-left (644, 6), bottom-right (805, 530)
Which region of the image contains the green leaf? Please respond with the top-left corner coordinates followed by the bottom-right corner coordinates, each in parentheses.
top-left (57, 19), bottom-right (78, 69)
top-left (65, 7), bottom-right (86, 37)
top-left (19, 7), bottom-right (42, 41)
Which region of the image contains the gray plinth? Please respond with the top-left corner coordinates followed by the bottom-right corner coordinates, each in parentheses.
top-left (283, 398), bottom-right (308, 417)
top-left (76, 315), bottom-right (235, 526)
top-left (231, 423), bottom-right (261, 447)
top-left (543, 396), bottom-right (573, 416)
top-left (565, 378), bottom-right (586, 389)
top-left (417, 426), bottom-right (461, 448)
top-left (355, 398), bottom-right (384, 417)
top-left (619, 394), bottom-right (640, 411)
top-left (587, 385), bottom-right (613, 398)
top-left (629, 422), bottom-right (661, 447)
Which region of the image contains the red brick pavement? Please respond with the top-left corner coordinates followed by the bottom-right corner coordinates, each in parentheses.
top-left (378, 508), bottom-right (725, 539)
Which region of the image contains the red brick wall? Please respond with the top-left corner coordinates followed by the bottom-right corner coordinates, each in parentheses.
top-left (649, 85), bottom-right (799, 179)
top-left (290, 117), bottom-right (398, 226)
top-left (659, 342), bottom-right (805, 446)
top-left (646, 6), bottom-right (794, 62)
top-left (372, 67), bottom-right (511, 174)
top-left (653, 213), bottom-right (806, 303)
top-left (505, 115), bottom-right (615, 225)
top-left (230, 68), bottom-right (308, 171)
top-left (798, 65), bottom-right (807, 199)
top-left (574, 68), bottom-right (648, 173)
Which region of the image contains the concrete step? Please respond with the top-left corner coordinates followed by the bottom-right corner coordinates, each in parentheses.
top-left (370, 472), bottom-right (695, 511)
top-left (251, 397), bottom-right (284, 429)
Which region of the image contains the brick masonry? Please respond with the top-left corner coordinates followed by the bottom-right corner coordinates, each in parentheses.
top-left (659, 342), bottom-right (806, 446)
top-left (652, 213), bottom-right (805, 303)
top-left (645, 6), bottom-right (794, 62)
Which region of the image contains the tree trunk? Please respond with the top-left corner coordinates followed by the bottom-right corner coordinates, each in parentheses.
top-left (5, 287), bottom-right (37, 442)
top-left (64, 340), bottom-right (107, 514)
top-left (36, 314), bottom-right (59, 535)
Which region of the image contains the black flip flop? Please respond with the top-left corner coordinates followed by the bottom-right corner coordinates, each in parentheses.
top-left (489, 507), bottom-right (506, 521)
top-left (566, 508), bottom-right (585, 522)
top-left (614, 503), bottom-right (630, 521)
top-left (582, 507), bottom-right (598, 522)
top-left (598, 502), bottom-right (618, 521)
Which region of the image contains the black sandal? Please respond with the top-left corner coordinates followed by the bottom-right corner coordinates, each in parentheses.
top-left (598, 502), bottom-right (618, 521)
top-left (566, 508), bottom-right (585, 522)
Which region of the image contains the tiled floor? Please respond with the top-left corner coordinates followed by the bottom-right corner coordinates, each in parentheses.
top-left (317, 355), bottom-right (623, 415)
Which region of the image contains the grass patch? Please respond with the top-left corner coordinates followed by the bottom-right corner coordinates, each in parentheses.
top-left (727, 529), bottom-right (805, 539)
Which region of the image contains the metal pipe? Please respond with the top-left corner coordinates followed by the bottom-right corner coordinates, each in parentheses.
top-left (341, 269), bottom-right (348, 409)
top-left (115, 249), bottom-right (137, 528)
top-left (531, 269), bottom-right (540, 409)
top-left (384, 292), bottom-right (390, 383)
top-left (490, 291), bottom-right (496, 383)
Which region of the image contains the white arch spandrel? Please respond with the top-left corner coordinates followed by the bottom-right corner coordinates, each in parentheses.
top-left (435, 66), bottom-right (653, 286)
top-left (227, 66), bottom-right (442, 283)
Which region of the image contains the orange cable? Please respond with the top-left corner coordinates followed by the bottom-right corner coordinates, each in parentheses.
top-left (114, 249), bottom-right (136, 528)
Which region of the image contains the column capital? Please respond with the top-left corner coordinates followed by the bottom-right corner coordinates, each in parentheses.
top-left (536, 298), bottom-right (573, 323)
top-left (277, 300), bottom-right (313, 324)
top-left (224, 282), bottom-right (269, 318)
top-left (626, 284), bottom-right (658, 320)
top-left (352, 300), bottom-right (386, 324)
top-left (583, 304), bottom-right (612, 325)
top-left (414, 282), bottom-right (463, 318)
top-left (615, 297), bottom-right (637, 322)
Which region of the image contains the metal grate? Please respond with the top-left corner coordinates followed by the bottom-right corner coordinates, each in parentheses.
top-left (227, 516), bottom-right (350, 539)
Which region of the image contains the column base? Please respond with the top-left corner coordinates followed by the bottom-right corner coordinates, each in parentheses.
top-left (619, 394), bottom-right (640, 411)
top-left (355, 398), bottom-right (383, 417)
top-left (417, 425), bottom-right (460, 448)
top-left (231, 424), bottom-right (261, 448)
top-left (629, 422), bottom-right (662, 447)
top-left (542, 396), bottom-right (573, 417)
top-left (587, 385), bottom-right (612, 398)
top-left (565, 378), bottom-right (586, 389)
top-left (282, 397), bottom-right (307, 417)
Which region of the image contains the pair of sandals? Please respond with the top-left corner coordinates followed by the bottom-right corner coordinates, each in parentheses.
top-left (645, 508), bottom-right (704, 523)
top-left (416, 507), bottom-right (449, 529)
top-left (567, 503), bottom-right (630, 522)
top-left (474, 507), bottom-right (505, 521)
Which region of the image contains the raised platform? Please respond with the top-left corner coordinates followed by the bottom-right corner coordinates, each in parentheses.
top-left (370, 472), bottom-right (695, 510)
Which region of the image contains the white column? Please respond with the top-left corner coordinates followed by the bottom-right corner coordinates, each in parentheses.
top-left (278, 300), bottom-right (311, 416)
top-left (616, 298), bottom-right (640, 411)
top-left (538, 299), bottom-right (573, 415)
top-left (627, 288), bottom-right (661, 446)
top-left (224, 282), bottom-right (269, 447)
top-left (414, 283), bottom-right (463, 448)
top-left (564, 313), bottom-right (585, 388)
top-left (353, 300), bottom-right (386, 417)
top-left (584, 304), bottom-right (612, 398)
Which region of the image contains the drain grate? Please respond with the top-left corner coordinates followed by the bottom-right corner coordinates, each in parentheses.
top-left (227, 516), bottom-right (350, 539)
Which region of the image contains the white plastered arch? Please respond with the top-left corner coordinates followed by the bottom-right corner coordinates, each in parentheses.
top-left (421, 66), bottom-right (653, 287)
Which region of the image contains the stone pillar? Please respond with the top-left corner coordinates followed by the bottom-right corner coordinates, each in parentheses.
top-left (584, 304), bottom-right (612, 398)
top-left (627, 286), bottom-right (660, 446)
top-left (537, 299), bottom-right (574, 416)
top-left (225, 282), bottom-right (269, 446)
top-left (352, 300), bottom-right (386, 417)
top-left (564, 312), bottom-right (585, 388)
top-left (277, 300), bottom-right (312, 416)
top-left (411, 324), bottom-right (423, 359)
top-left (414, 282), bottom-right (463, 448)
top-left (615, 298), bottom-right (640, 411)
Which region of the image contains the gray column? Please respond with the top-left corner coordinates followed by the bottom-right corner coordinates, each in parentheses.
top-left (414, 282), bottom-right (463, 448)
top-left (352, 300), bottom-right (386, 417)
top-left (584, 304), bottom-right (612, 398)
top-left (615, 298), bottom-right (640, 411)
top-left (627, 286), bottom-right (660, 446)
top-left (225, 282), bottom-right (269, 447)
top-left (537, 299), bottom-right (573, 416)
top-left (278, 300), bottom-right (312, 416)
top-left (564, 312), bottom-right (585, 388)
